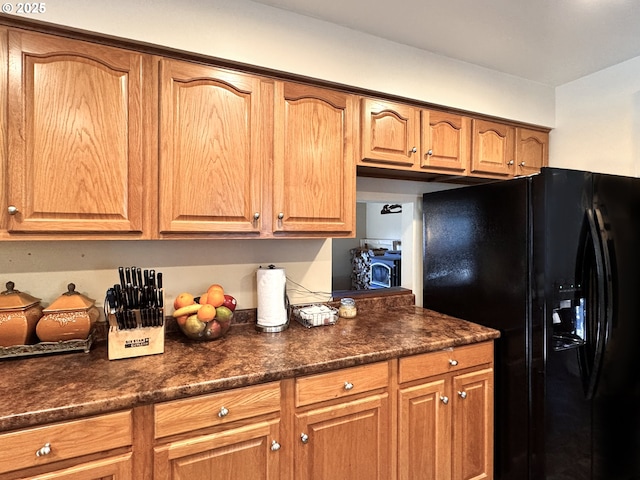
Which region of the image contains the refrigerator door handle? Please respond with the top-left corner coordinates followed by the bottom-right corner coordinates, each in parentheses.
top-left (583, 208), bottom-right (611, 400)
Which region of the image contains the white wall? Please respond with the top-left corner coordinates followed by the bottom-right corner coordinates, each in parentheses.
top-left (552, 56), bottom-right (640, 176)
top-left (4, 0), bottom-right (559, 312)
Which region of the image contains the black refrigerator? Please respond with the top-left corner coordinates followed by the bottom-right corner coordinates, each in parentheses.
top-left (422, 167), bottom-right (640, 480)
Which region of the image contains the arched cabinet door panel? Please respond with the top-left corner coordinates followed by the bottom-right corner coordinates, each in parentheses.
top-left (273, 82), bottom-right (355, 236)
top-left (7, 29), bottom-right (149, 236)
top-left (158, 58), bottom-right (267, 235)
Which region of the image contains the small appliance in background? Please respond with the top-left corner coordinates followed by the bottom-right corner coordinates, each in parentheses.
top-left (423, 167), bottom-right (640, 480)
top-left (105, 266), bottom-right (165, 360)
top-left (256, 265), bottom-right (289, 332)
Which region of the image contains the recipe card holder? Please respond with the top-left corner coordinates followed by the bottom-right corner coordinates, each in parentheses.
top-left (106, 309), bottom-right (165, 360)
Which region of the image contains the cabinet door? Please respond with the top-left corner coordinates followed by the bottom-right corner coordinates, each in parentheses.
top-left (0, 28), bottom-right (7, 236)
top-left (294, 394), bottom-right (390, 480)
top-left (398, 378), bottom-right (451, 480)
top-left (420, 111), bottom-right (470, 175)
top-left (273, 82), bottom-right (355, 235)
top-left (360, 98), bottom-right (420, 168)
top-left (470, 119), bottom-right (515, 178)
top-left (515, 128), bottom-right (548, 177)
top-left (158, 59), bottom-right (268, 235)
top-left (25, 453), bottom-right (132, 480)
top-left (154, 419), bottom-right (281, 480)
top-left (7, 30), bottom-right (146, 235)
top-left (451, 368), bottom-right (494, 480)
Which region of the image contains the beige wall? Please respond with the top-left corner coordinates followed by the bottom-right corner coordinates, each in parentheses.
top-left (551, 56), bottom-right (640, 177)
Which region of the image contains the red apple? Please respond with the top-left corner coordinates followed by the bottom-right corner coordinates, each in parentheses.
top-left (223, 294), bottom-right (237, 312)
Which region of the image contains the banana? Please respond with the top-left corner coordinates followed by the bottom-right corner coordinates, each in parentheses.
top-left (172, 303), bottom-right (202, 318)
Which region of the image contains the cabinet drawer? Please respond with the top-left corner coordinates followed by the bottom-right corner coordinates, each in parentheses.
top-left (0, 410), bottom-right (132, 474)
top-left (154, 381), bottom-right (281, 439)
top-left (399, 341), bottom-right (493, 384)
top-left (295, 361), bottom-right (389, 408)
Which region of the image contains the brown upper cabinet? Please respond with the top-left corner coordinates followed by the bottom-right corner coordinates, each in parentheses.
top-left (273, 82), bottom-right (356, 236)
top-left (516, 127), bottom-right (549, 177)
top-left (361, 98), bottom-right (548, 181)
top-left (0, 18), bottom-right (549, 240)
top-left (470, 119), bottom-right (516, 178)
top-left (158, 58), bottom-right (270, 236)
top-left (471, 119), bottom-right (549, 180)
top-left (5, 29), bottom-right (151, 238)
top-left (159, 68), bottom-right (356, 238)
top-left (360, 98), bottom-right (471, 176)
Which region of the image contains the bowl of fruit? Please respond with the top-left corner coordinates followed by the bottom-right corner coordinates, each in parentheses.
top-left (172, 284), bottom-right (237, 341)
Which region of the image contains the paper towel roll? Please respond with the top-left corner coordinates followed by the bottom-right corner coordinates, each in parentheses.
top-left (257, 266), bottom-right (288, 328)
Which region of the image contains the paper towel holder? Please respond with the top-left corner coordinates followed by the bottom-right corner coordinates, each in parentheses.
top-left (255, 265), bottom-right (290, 333)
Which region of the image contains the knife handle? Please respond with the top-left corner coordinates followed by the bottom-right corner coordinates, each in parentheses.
top-left (157, 272), bottom-right (163, 289)
top-left (136, 268), bottom-right (143, 288)
top-left (118, 267), bottom-right (125, 288)
top-left (125, 267), bottom-right (131, 285)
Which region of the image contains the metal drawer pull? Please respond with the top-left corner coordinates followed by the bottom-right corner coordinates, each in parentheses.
top-left (8, 205), bottom-right (18, 215)
top-left (458, 391), bottom-right (467, 399)
top-left (271, 440), bottom-right (281, 451)
top-left (218, 406), bottom-right (229, 418)
top-left (344, 381), bottom-right (354, 390)
top-left (301, 433), bottom-right (309, 444)
top-left (36, 443), bottom-right (51, 457)
top-left (440, 395), bottom-right (449, 404)
top-left (449, 359), bottom-right (458, 366)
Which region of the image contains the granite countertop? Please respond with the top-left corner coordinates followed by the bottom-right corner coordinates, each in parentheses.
top-left (0, 304), bottom-right (500, 433)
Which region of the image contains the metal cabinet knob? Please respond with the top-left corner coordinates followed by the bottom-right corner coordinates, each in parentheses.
top-left (218, 406), bottom-right (229, 418)
top-left (253, 212), bottom-right (260, 220)
top-left (271, 440), bottom-right (281, 451)
top-left (277, 212), bottom-right (284, 220)
top-left (36, 443), bottom-right (51, 457)
top-left (7, 205), bottom-right (18, 215)
top-left (440, 395), bottom-right (449, 405)
top-left (427, 149), bottom-right (433, 156)
top-left (300, 433), bottom-right (309, 444)
top-left (449, 359), bottom-right (458, 366)
top-left (344, 381), bottom-right (354, 391)
top-left (410, 147), bottom-right (417, 154)
top-left (507, 159), bottom-right (515, 166)
top-left (519, 161), bottom-right (526, 167)
top-left (458, 391), bottom-right (467, 399)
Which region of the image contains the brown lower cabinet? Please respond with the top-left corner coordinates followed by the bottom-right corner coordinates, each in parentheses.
top-left (0, 342), bottom-right (493, 480)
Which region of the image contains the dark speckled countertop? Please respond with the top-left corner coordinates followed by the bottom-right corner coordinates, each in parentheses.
top-left (0, 299), bottom-right (499, 433)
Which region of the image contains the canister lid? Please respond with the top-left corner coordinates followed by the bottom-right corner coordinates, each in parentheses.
top-left (43, 283), bottom-right (96, 313)
top-left (0, 281), bottom-right (41, 311)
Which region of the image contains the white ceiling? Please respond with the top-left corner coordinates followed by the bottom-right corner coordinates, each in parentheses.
top-left (251, 0), bottom-right (640, 87)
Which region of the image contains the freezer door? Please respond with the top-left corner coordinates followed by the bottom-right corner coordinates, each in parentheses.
top-left (423, 178), bottom-right (530, 480)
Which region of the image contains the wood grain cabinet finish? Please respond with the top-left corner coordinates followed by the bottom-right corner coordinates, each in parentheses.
top-left (360, 98), bottom-right (421, 168)
top-left (158, 58), bottom-right (270, 236)
top-left (470, 119), bottom-right (516, 178)
top-left (152, 382), bottom-right (282, 480)
top-left (0, 410), bottom-right (133, 479)
top-left (273, 82), bottom-right (356, 236)
top-left (420, 111), bottom-right (471, 175)
top-left (515, 127), bottom-right (549, 177)
top-left (398, 341), bottom-right (494, 480)
top-left (6, 29), bottom-right (149, 237)
top-left (293, 362), bottom-right (392, 480)
top-left (360, 98), bottom-right (471, 176)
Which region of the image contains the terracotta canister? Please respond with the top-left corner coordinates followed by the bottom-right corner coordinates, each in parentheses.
top-left (37, 283), bottom-right (100, 342)
top-left (0, 281), bottom-right (44, 347)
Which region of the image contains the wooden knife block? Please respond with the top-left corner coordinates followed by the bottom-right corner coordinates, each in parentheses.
top-left (107, 310), bottom-right (165, 360)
